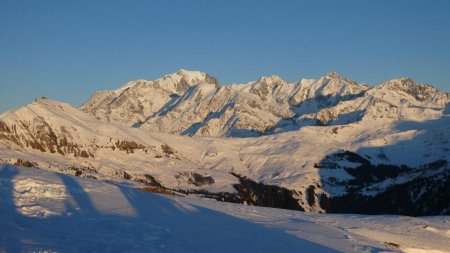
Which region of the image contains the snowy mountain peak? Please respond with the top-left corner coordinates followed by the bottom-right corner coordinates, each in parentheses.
top-left (287, 73), bottom-right (366, 107)
top-left (143, 69), bottom-right (217, 94)
top-left (249, 75), bottom-right (288, 99)
top-left (111, 70), bottom-right (219, 94)
top-left (79, 70), bottom-right (221, 126)
top-left (380, 77), bottom-right (416, 90)
top-left (256, 75), bottom-right (286, 85)
top-left (165, 69), bottom-right (206, 83)
top-left (176, 68), bottom-right (202, 76)
top-left (377, 77), bottom-right (449, 103)
top-left (325, 71), bottom-right (340, 78)
top-left (162, 69), bottom-right (220, 88)
top-left (319, 72), bottom-right (358, 85)
top-left (321, 72), bottom-right (359, 86)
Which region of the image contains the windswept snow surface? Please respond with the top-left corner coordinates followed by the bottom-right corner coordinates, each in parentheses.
top-left (2, 165), bottom-right (450, 253)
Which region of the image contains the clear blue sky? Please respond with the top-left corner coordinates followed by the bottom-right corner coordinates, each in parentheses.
top-left (1, 0), bottom-right (450, 113)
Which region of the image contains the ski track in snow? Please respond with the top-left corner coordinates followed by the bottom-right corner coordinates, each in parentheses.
top-left (1, 164), bottom-right (450, 253)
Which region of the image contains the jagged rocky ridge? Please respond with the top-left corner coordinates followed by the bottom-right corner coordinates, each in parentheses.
top-left (1, 70), bottom-right (449, 216)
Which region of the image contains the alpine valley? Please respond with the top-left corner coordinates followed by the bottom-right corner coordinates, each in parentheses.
top-left (1, 70), bottom-right (449, 216)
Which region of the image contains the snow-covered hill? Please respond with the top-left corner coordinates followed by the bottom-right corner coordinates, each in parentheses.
top-left (2, 164), bottom-right (450, 253)
top-left (81, 70), bottom-right (449, 137)
top-left (1, 92), bottom-right (449, 215)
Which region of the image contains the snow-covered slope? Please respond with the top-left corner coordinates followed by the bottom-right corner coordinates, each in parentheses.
top-left (1, 95), bottom-right (449, 215)
top-left (0, 164), bottom-right (333, 253)
top-left (81, 70), bottom-right (449, 137)
top-left (2, 164), bottom-right (450, 253)
top-left (0, 98), bottom-right (242, 193)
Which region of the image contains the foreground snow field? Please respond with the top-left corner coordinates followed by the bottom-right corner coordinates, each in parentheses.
top-left (1, 164), bottom-right (449, 253)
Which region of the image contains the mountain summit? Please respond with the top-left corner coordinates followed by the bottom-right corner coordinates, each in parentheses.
top-left (80, 70), bottom-right (220, 127)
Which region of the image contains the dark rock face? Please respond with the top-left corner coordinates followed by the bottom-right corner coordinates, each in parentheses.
top-left (392, 78), bottom-right (442, 102)
top-left (205, 74), bottom-right (221, 89)
top-left (115, 140), bottom-right (145, 153)
top-left (161, 144), bottom-right (175, 155)
top-left (0, 121), bottom-right (11, 133)
top-left (0, 120), bottom-right (21, 146)
top-left (14, 159), bottom-right (38, 168)
top-left (0, 116), bottom-right (154, 160)
top-left (0, 117), bottom-right (94, 157)
top-left (176, 77), bottom-right (191, 93)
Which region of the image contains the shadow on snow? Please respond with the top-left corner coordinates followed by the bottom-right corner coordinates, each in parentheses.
top-left (0, 164), bottom-right (338, 253)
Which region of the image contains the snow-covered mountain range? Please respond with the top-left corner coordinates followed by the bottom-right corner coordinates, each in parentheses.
top-left (1, 70), bottom-right (449, 215)
top-left (81, 70), bottom-right (448, 137)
